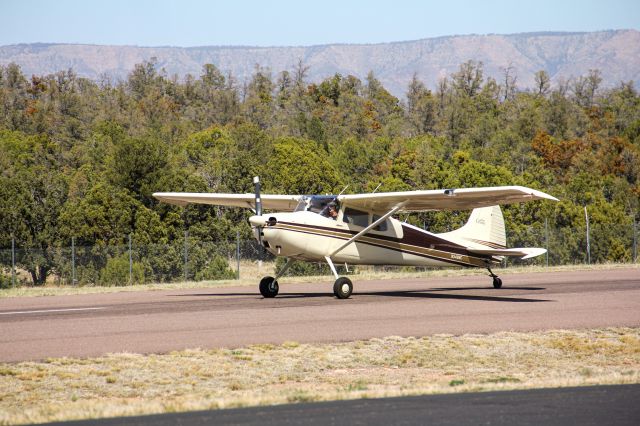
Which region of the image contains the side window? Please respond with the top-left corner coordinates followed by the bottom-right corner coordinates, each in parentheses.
top-left (372, 214), bottom-right (388, 232)
top-left (342, 208), bottom-right (369, 228)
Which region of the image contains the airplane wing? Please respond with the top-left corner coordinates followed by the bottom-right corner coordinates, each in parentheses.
top-left (338, 186), bottom-right (557, 212)
top-left (152, 192), bottom-right (303, 211)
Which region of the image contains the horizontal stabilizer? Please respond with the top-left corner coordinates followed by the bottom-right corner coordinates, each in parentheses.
top-left (467, 247), bottom-right (547, 260)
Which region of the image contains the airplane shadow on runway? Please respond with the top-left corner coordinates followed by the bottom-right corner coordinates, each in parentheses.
top-left (353, 290), bottom-right (550, 303)
top-left (430, 286), bottom-right (545, 291)
top-left (172, 287), bottom-right (550, 303)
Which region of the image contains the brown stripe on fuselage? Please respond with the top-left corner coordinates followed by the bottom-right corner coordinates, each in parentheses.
top-left (400, 224), bottom-right (470, 256)
top-left (465, 238), bottom-right (507, 249)
top-left (273, 221), bottom-right (495, 267)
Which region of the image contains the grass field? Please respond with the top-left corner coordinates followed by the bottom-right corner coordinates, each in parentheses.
top-left (0, 327), bottom-right (638, 425)
top-left (1, 262), bottom-right (637, 298)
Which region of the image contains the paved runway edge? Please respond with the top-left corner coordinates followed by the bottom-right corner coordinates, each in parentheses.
top-left (45, 384), bottom-right (640, 426)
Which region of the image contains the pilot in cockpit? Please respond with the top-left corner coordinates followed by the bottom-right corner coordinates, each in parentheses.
top-left (329, 203), bottom-right (338, 220)
top-left (320, 201), bottom-right (338, 220)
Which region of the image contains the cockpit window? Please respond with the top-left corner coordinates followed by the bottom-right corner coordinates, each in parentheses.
top-left (372, 214), bottom-right (389, 231)
top-left (306, 196), bottom-right (338, 217)
top-left (343, 207), bottom-right (369, 227)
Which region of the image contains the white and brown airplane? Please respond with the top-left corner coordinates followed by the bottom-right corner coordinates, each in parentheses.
top-left (154, 178), bottom-right (557, 299)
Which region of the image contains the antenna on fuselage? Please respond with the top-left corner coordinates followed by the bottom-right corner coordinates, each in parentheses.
top-left (372, 183), bottom-right (382, 193)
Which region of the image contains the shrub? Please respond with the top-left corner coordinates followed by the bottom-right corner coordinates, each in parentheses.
top-left (194, 255), bottom-right (236, 281)
top-left (99, 255), bottom-right (145, 286)
top-left (0, 272), bottom-right (12, 289)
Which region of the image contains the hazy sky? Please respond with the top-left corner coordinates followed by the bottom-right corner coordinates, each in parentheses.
top-left (1, 0), bottom-right (639, 47)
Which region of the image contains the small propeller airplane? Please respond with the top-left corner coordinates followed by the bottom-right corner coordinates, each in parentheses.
top-left (154, 178), bottom-right (557, 299)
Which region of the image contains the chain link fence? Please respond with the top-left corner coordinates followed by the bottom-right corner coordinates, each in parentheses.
top-left (1, 223), bottom-right (638, 287)
top-left (0, 238), bottom-right (274, 288)
top-left (505, 222), bottom-right (637, 266)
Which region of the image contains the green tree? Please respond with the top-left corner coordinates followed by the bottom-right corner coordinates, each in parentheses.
top-left (406, 74), bottom-right (436, 135)
top-left (265, 137), bottom-right (341, 194)
top-left (0, 130), bottom-right (67, 285)
top-left (534, 70), bottom-right (551, 97)
top-left (59, 182), bottom-right (141, 247)
top-left (243, 65), bottom-right (275, 128)
top-left (107, 134), bottom-right (169, 205)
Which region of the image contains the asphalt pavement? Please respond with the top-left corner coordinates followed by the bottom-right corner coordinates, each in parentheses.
top-left (44, 384), bottom-right (640, 426)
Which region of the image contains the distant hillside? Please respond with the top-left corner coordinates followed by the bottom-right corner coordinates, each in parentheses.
top-left (1, 30), bottom-right (638, 97)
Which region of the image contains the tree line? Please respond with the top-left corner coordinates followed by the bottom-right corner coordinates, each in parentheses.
top-left (1, 58), bottom-right (639, 285)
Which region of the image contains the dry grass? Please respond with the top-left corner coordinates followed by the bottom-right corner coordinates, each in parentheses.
top-left (1, 263), bottom-right (637, 299)
top-left (0, 328), bottom-right (638, 425)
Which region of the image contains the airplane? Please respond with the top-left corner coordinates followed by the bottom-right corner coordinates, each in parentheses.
top-left (153, 178), bottom-right (557, 299)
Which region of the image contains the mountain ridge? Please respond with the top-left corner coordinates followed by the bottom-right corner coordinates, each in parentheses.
top-left (2, 30), bottom-right (607, 49)
top-left (1, 30), bottom-right (638, 97)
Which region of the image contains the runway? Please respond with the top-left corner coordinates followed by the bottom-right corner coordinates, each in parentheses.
top-left (1, 268), bottom-right (639, 362)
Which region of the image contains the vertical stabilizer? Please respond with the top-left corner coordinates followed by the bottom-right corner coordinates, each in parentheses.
top-left (439, 205), bottom-right (506, 248)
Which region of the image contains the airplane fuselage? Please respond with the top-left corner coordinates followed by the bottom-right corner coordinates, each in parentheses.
top-left (257, 211), bottom-right (496, 268)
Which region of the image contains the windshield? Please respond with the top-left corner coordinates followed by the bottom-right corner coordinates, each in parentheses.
top-left (293, 197), bottom-right (309, 212)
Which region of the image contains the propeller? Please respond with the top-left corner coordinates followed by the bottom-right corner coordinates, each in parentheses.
top-left (253, 176), bottom-right (264, 255)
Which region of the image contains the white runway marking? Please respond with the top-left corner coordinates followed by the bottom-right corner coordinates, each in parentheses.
top-left (0, 307), bottom-right (106, 316)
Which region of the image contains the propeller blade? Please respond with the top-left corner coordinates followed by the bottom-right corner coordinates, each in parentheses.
top-left (253, 176), bottom-right (262, 217)
top-left (253, 176), bottom-right (264, 255)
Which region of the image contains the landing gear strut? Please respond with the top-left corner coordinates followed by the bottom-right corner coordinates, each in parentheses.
top-left (487, 265), bottom-right (502, 289)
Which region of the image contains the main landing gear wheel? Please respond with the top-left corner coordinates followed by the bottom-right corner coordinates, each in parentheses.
top-left (486, 264), bottom-right (502, 289)
top-left (259, 276), bottom-right (279, 298)
top-left (333, 277), bottom-right (353, 299)
top-left (492, 276), bottom-right (503, 289)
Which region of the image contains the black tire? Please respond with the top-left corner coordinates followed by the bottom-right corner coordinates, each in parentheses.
top-left (333, 277), bottom-right (353, 299)
top-left (493, 277), bottom-right (503, 289)
top-left (259, 276), bottom-right (279, 298)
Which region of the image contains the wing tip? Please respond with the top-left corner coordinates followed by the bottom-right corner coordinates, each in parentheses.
top-left (533, 190), bottom-right (559, 202)
top-left (152, 192), bottom-right (190, 206)
top-left (513, 186), bottom-right (558, 202)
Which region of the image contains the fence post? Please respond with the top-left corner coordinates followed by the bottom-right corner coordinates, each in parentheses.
top-left (128, 234), bottom-right (132, 284)
top-left (634, 219), bottom-right (637, 264)
top-left (236, 230), bottom-right (240, 280)
top-left (584, 206), bottom-right (591, 265)
top-left (11, 236), bottom-right (16, 287)
top-left (71, 237), bottom-right (76, 286)
top-left (184, 230), bottom-right (189, 282)
top-left (545, 218), bottom-right (549, 267)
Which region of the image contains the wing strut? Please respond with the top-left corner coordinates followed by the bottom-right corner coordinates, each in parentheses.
top-left (329, 201), bottom-right (408, 258)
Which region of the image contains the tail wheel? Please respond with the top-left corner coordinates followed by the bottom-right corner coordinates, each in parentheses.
top-left (492, 277), bottom-right (503, 289)
top-left (333, 277), bottom-right (353, 299)
top-left (259, 276), bottom-right (279, 298)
